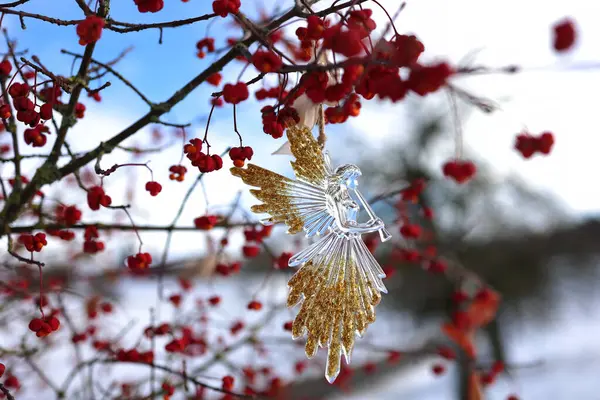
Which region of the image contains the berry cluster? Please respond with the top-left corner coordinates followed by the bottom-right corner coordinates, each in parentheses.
top-left (514, 131), bottom-right (554, 158)
top-left (9, 83), bottom-right (40, 127)
top-left (260, 105), bottom-right (298, 138)
top-left (168, 165), bottom-right (187, 181)
top-left (144, 322), bottom-right (171, 338)
top-left (144, 181), bottom-right (162, 196)
top-left (212, 0), bottom-right (240, 18)
top-left (116, 348), bottom-right (155, 364)
top-left (85, 296), bottom-right (113, 319)
top-left (164, 326), bottom-right (206, 354)
top-left (442, 160), bottom-right (477, 184)
top-left (228, 146), bottom-right (253, 167)
top-left (255, 86), bottom-right (287, 101)
top-left (76, 15), bottom-right (105, 46)
top-left (215, 261), bottom-right (242, 276)
top-left (87, 186), bottom-right (112, 210)
top-left (46, 228), bottom-right (75, 241)
top-left (134, 0), bottom-right (164, 13)
top-left (127, 252), bottom-right (152, 270)
top-left (194, 214), bottom-right (219, 230)
top-left (28, 315), bottom-right (60, 337)
top-left (196, 37), bottom-right (215, 59)
top-left (83, 226), bottom-right (105, 254)
top-left (54, 204), bottom-right (82, 226)
top-left (223, 82), bottom-right (249, 104)
top-left (251, 50), bottom-right (283, 73)
top-left (241, 225), bottom-right (273, 259)
top-left (18, 233), bottom-right (47, 252)
top-left (183, 138), bottom-right (223, 173)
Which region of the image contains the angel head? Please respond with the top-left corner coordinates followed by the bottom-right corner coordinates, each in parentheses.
top-left (334, 164), bottom-right (362, 190)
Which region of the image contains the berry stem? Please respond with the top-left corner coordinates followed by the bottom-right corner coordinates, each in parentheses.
top-left (233, 103), bottom-right (243, 147)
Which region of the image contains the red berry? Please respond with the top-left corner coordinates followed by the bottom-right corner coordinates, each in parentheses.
top-left (127, 252), bottom-right (153, 270)
top-left (222, 375), bottom-right (235, 391)
top-left (145, 181), bottom-right (162, 196)
top-left (76, 15), bottom-right (105, 46)
top-left (0, 60), bottom-right (12, 77)
top-left (0, 104), bottom-right (11, 119)
top-left (212, 0), bottom-right (240, 17)
top-left (196, 37), bottom-right (215, 59)
top-left (39, 103), bottom-right (53, 120)
top-left (242, 245), bottom-right (260, 258)
top-left (87, 186), bottom-right (112, 210)
top-left (75, 102), bottom-right (86, 118)
top-left (275, 252), bottom-right (292, 269)
top-left (251, 50), bottom-right (283, 73)
top-left (408, 62), bottom-right (453, 96)
top-left (400, 224), bottom-right (421, 239)
top-left (48, 316), bottom-right (60, 331)
top-left (4, 375), bottom-right (19, 389)
top-left (194, 215), bottom-right (218, 230)
top-left (29, 318), bottom-right (43, 332)
top-left (169, 165), bottom-right (187, 181)
top-left (553, 18), bottom-right (576, 52)
top-left (247, 300), bottom-right (262, 310)
top-left (134, 0), bottom-right (164, 13)
top-left (537, 131), bottom-right (555, 155)
top-left (391, 34), bottom-right (425, 67)
top-left (427, 259), bottom-right (447, 273)
top-left (169, 294), bottom-right (182, 307)
top-left (100, 302), bottom-right (113, 313)
top-left (431, 363), bottom-right (445, 375)
top-left (322, 24), bottom-right (363, 57)
top-left (207, 72), bottom-right (222, 86)
top-left (223, 82), bottom-right (249, 104)
top-left (514, 134), bottom-right (537, 158)
top-left (442, 160), bottom-right (476, 184)
top-left (9, 82), bottom-right (29, 98)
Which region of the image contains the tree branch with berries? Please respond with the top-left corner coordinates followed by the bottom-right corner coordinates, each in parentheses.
top-left (0, 0), bottom-right (580, 399)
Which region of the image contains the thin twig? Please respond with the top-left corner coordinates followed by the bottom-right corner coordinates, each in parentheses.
top-left (105, 13), bottom-right (218, 33)
top-left (61, 49), bottom-right (153, 106)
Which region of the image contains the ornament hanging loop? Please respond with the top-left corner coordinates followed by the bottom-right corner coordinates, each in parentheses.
top-left (317, 104), bottom-right (326, 149)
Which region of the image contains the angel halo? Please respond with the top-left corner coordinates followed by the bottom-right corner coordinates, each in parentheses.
top-left (231, 123), bottom-right (391, 383)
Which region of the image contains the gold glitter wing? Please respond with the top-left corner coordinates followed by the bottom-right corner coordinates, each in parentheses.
top-left (285, 124), bottom-right (330, 187)
top-left (287, 232), bottom-right (387, 383)
top-left (230, 124), bottom-right (335, 237)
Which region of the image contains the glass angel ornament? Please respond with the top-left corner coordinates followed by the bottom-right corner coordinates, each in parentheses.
top-left (231, 124), bottom-right (391, 383)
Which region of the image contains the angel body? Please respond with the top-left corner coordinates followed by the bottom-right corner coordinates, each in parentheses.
top-left (231, 124), bottom-right (390, 382)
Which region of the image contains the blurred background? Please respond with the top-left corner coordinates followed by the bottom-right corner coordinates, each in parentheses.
top-left (1, 0), bottom-right (600, 399)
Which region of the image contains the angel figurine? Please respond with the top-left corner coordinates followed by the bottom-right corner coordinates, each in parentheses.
top-left (231, 124), bottom-right (391, 383)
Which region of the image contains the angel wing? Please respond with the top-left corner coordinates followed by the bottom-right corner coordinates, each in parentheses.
top-left (287, 231), bottom-right (385, 383)
top-left (230, 124), bottom-right (335, 237)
